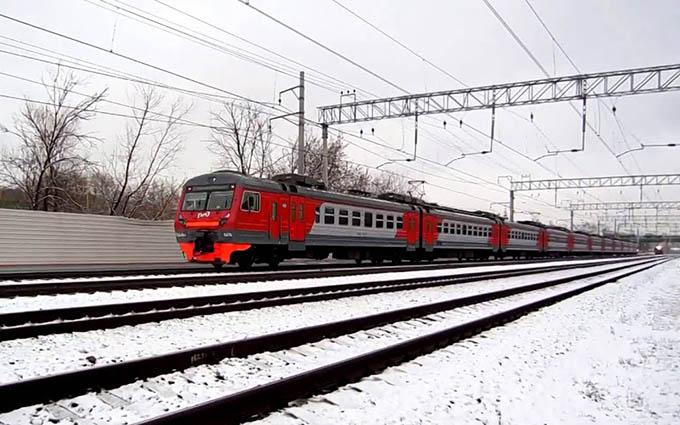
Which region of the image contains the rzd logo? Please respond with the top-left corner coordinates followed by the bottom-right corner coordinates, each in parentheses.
top-left (197, 211), bottom-right (211, 218)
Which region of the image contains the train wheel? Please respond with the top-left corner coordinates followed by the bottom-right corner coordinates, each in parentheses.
top-left (390, 256), bottom-right (402, 265)
top-left (354, 258), bottom-right (363, 265)
top-left (371, 258), bottom-right (384, 265)
top-left (237, 255), bottom-right (254, 270)
top-left (267, 257), bottom-right (281, 269)
top-left (212, 263), bottom-right (223, 270)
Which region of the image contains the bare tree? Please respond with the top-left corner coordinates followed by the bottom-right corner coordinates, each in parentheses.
top-left (0, 70), bottom-right (106, 211)
top-left (101, 86), bottom-right (188, 217)
top-left (208, 101), bottom-right (271, 176)
top-left (277, 131), bottom-right (408, 195)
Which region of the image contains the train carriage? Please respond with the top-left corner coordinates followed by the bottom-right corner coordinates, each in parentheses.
top-left (572, 231), bottom-right (592, 255)
top-left (504, 221), bottom-right (544, 257)
top-left (175, 170), bottom-right (638, 268)
top-left (430, 207), bottom-right (500, 260)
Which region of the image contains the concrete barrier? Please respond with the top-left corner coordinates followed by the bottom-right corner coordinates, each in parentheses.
top-left (0, 208), bottom-right (183, 266)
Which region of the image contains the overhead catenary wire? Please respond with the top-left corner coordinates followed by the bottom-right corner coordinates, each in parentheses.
top-left (323, 0), bottom-right (606, 209)
top-left (85, 0), bottom-right (351, 95)
top-left (237, 0), bottom-right (567, 212)
top-left (0, 11), bottom-right (281, 113)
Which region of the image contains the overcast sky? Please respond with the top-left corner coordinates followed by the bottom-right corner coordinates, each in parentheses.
top-left (0, 0), bottom-right (678, 232)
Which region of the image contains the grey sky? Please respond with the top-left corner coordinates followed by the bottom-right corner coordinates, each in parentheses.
top-left (0, 0), bottom-right (678, 232)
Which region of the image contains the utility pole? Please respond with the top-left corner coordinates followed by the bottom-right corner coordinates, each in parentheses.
top-left (509, 190), bottom-right (515, 222)
top-left (270, 71), bottom-right (306, 175)
top-left (321, 123), bottom-right (329, 187)
top-left (297, 71), bottom-right (305, 175)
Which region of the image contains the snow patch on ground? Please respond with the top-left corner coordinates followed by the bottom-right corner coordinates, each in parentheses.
top-left (256, 258), bottom-right (680, 425)
top-left (0, 262), bottom-right (637, 384)
top-left (0, 257), bottom-right (631, 314)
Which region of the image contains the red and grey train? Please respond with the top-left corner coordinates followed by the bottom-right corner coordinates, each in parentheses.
top-left (174, 171), bottom-right (638, 268)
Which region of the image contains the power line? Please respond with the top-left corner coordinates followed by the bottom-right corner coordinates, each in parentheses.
top-left (323, 0), bottom-right (581, 183)
top-left (330, 0), bottom-right (466, 87)
top-left (480, 0), bottom-right (631, 174)
top-left (151, 0), bottom-right (371, 97)
top-left (0, 11), bottom-right (279, 112)
top-left (0, 71), bottom-right (221, 130)
top-left (86, 0), bottom-right (350, 95)
top-left (236, 0), bottom-right (408, 94)
top-left (480, 0), bottom-right (550, 76)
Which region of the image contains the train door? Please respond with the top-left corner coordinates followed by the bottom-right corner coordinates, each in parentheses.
top-left (289, 195), bottom-right (306, 242)
top-left (268, 196), bottom-right (280, 242)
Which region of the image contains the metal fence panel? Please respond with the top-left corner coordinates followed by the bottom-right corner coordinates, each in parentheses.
top-left (0, 208), bottom-right (184, 266)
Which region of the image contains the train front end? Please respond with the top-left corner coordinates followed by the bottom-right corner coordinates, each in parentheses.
top-left (174, 173), bottom-right (250, 267)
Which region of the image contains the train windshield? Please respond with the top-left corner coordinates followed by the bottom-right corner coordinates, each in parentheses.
top-left (181, 189), bottom-right (234, 211)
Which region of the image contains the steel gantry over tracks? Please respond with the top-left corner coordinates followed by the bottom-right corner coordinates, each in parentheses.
top-left (506, 174), bottom-right (680, 224)
top-left (318, 63), bottom-right (680, 125)
top-left (510, 174), bottom-right (680, 191)
top-left (568, 201), bottom-right (680, 211)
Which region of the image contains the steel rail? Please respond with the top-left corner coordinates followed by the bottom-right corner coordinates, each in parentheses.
top-left (0, 257), bottom-right (565, 282)
top-left (139, 259), bottom-right (667, 425)
top-left (0, 257), bottom-right (644, 340)
top-left (0, 257), bottom-right (661, 413)
top-left (0, 256), bottom-right (596, 297)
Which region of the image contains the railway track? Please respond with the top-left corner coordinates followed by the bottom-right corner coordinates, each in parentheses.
top-left (0, 257), bottom-right (646, 340)
top-left (0, 256), bottom-right (664, 420)
top-left (0, 255), bottom-right (628, 282)
top-left (0, 255), bottom-right (639, 297)
top-left (139, 258), bottom-right (666, 425)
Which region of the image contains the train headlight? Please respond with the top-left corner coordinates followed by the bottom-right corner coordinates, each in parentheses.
top-left (176, 232), bottom-right (187, 238)
top-left (222, 232), bottom-right (233, 238)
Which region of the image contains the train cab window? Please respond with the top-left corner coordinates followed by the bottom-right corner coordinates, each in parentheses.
top-left (299, 204), bottom-right (304, 221)
top-left (376, 214), bottom-right (384, 229)
top-left (240, 191), bottom-right (260, 212)
top-left (339, 209), bottom-right (349, 225)
top-left (386, 215), bottom-right (394, 229)
top-left (324, 207), bottom-right (335, 225)
top-left (396, 216), bottom-right (403, 229)
top-left (206, 191), bottom-right (234, 211)
top-left (182, 192), bottom-right (207, 211)
top-left (352, 211), bottom-right (361, 226)
top-left (315, 206), bottom-right (320, 224)
top-left (364, 212), bottom-right (373, 227)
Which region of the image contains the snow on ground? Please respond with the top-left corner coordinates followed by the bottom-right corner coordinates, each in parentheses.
top-left (0, 263), bottom-right (656, 425)
top-left (0, 260), bottom-right (648, 384)
top-left (255, 258), bottom-right (679, 425)
top-left (0, 257), bottom-right (635, 314)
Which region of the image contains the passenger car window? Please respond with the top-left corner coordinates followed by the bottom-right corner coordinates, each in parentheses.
top-left (386, 215), bottom-right (394, 229)
top-left (324, 207), bottom-right (335, 225)
top-left (240, 191), bottom-right (260, 212)
top-left (396, 216), bottom-right (403, 229)
top-left (376, 214), bottom-right (384, 229)
top-left (352, 211), bottom-right (361, 226)
top-left (339, 209), bottom-right (349, 225)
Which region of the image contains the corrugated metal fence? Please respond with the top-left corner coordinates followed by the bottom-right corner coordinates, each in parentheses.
top-left (0, 208), bottom-right (183, 266)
